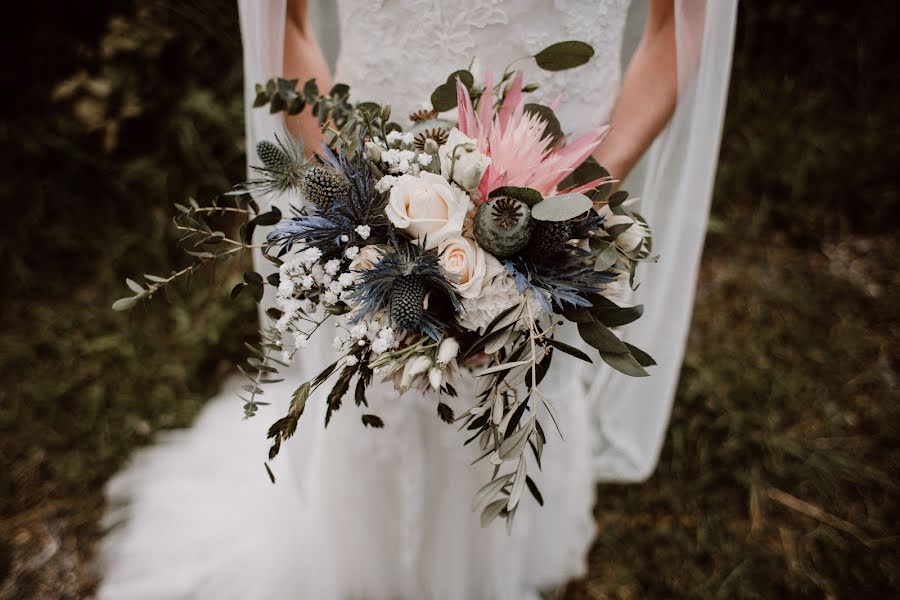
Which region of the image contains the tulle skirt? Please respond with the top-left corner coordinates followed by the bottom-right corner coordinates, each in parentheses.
top-left (98, 323), bottom-right (597, 600)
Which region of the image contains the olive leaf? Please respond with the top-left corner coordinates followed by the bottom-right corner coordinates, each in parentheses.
top-left (544, 338), bottom-right (593, 363)
top-left (473, 473), bottom-right (514, 512)
top-left (111, 296), bottom-right (139, 311)
top-left (624, 342), bottom-right (656, 367)
top-left (601, 351), bottom-right (650, 377)
top-left (534, 41), bottom-right (595, 71)
top-left (577, 320), bottom-right (630, 354)
top-left (531, 192), bottom-right (593, 222)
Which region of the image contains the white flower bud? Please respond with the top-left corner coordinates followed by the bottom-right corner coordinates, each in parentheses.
top-left (428, 366), bottom-right (443, 390)
top-left (400, 354), bottom-right (431, 389)
top-left (438, 128), bottom-right (491, 192)
top-left (365, 141), bottom-right (382, 162)
top-left (436, 337), bottom-right (460, 365)
top-left (408, 354), bottom-right (432, 376)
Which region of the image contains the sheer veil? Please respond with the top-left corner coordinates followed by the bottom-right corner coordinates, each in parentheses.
top-left (237, 0), bottom-right (738, 485)
top-left (589, 0), bottom-right (738, 481)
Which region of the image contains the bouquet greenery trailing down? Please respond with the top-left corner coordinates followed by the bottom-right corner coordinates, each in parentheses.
top-left (114, 40), bottom-right (658, 530)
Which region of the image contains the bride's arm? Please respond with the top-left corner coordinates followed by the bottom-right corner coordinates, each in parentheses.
top-left (593, 0), bottom-right (677, 181)
top-left (284, 0), bottom-right (333, 151)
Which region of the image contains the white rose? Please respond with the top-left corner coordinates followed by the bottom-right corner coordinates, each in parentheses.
top-left (439, 128), bottom-right (492, 191)
top-left (437, 235), bottom-right (493, 299)
top-left (349, 245), bottom-right (383, 271)
top-left (605, 214), bottom-right (643, 253)
top-left (385, 172), bottom-right (471, 249)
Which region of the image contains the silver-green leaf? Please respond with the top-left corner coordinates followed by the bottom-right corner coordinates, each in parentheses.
top-left (112, 296), bottom-right (139, 311)
top-left (531, 192), bottom-right (593, 222)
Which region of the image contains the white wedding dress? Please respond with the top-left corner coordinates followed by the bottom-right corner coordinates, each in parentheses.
top-left (98, 1), bottom-right (735, 598)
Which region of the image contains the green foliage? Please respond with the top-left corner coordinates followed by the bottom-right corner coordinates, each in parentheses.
top-left (533, 41), bottom-right (595, 71)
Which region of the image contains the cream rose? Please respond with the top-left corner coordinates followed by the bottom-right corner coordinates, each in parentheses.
top-left (385, 172), bottom-right (471, 249)
top-left (439, 128), bottom-right (492, 192)
top-left (437, 235), bottom-right (495, 299)
top-left (349, 245), bottom-right (383, 271)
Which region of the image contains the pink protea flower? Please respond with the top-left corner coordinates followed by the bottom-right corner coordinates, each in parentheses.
top-left (456, 70), bottom-right (610, 202)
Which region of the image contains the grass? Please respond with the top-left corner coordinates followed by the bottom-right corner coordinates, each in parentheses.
top-left (0, 2), bottom-right (896, 598)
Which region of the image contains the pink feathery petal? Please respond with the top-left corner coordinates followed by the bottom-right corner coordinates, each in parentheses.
top-left (497, 72), bottom-right (523, 135)
top-left (456, 78), bottom-right (477, 136)
top-left (477, 68), bottom-right (494, 138)
top-left (549, 95), bottom-right (562, 112)
top-left (559, 176), bottom-right (613, 195)
top-left (553, 126), bottom-right (609, 170)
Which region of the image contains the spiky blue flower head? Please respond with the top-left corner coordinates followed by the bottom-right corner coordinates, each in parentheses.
top-left (505, 245), bottom-right (615, 313)
top-left (347, 234), bottom-right (462, 340)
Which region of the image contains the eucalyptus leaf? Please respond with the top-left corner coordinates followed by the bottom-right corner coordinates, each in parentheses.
top-left (431, 70), bottom-right (474, 112)
top-left (523, 103), bottom-right (563, 143)
top-left (125, 278), bottom-right (144, 294)
top-left (531, 192), bottom-right (593, 222)
top-left (593, 243), bottom-right (619, 271)
top-left (607, 190), bottom-right (629, 208)
top-left (592, 180), bottom-right (615, 202)
top-left (606, 221), bottom-right (634, 240)
top-left (534, 41), bottom-right (595, 71)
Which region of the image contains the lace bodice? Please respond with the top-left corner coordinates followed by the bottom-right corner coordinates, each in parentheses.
top-left (334, 0), bottom-right (632, 134)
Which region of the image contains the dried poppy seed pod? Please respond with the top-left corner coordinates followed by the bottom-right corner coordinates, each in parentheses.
top-left (473, 196), bottom-right (533, 257)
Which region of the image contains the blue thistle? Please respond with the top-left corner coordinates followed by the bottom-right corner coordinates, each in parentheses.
top-left (505, 246), bottom-right (615, 312)
top-left (347, 235), bottom-right (462, 340)
top-left (266, 133), bottom-right (388, 258)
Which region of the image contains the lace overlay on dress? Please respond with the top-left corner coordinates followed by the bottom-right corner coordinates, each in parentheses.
top-left (334, 0), bottom-right (631, 133)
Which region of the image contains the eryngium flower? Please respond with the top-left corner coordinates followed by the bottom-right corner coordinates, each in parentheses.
top-left (347, 236), bottom-right (462, 339)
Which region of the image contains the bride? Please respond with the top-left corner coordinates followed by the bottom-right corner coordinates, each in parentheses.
top-left (98, 1), bottom-right (735, 598)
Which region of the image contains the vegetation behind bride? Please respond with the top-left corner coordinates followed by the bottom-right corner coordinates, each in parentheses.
top-left (114, 41), bottom-right (656, 528)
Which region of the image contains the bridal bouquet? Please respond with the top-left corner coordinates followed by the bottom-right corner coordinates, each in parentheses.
top-left (114, 41), bottom-right (656, 529)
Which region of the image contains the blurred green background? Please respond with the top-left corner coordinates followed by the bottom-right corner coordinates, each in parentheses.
top-left (0, 2), bottom-right (896, 598)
